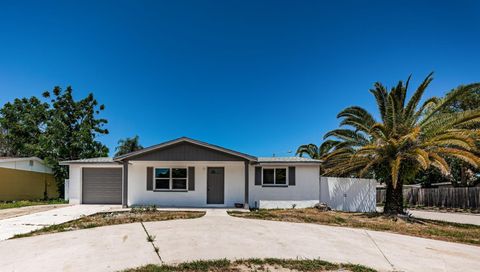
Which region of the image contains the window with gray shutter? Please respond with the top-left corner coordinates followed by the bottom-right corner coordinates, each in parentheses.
top-left (188, 167), bottom-right (195, 191)
top-left (147, 167), bottom-right (153, 191)
top-left (255, 167), bottom-right (262, 185)
top-left (288, 166), bottom-right (296, 186)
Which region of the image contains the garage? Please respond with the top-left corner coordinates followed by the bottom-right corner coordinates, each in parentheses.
top-left (82, 168), bottom-right (122, 204)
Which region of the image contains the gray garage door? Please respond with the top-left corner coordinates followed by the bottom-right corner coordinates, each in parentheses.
top-left (82, 168), bottom-right (122, 204)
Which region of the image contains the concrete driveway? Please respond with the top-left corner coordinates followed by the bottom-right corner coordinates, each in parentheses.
top-left (0, 204), bottom-right (121, 240)
top-left (0, 209), bottom-right (479, 272)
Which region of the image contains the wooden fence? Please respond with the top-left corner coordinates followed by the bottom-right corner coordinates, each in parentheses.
top-left (377, 187), bottom-right (480, 209)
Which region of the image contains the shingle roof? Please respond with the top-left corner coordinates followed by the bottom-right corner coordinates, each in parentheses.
top-left (59, 157), bottom-right (116, 165)
top-left (257, 157), bottom-right (322, 163)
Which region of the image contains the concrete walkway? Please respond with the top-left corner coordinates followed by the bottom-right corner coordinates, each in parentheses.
top-left (1, 209), bottom-right (479, 272)
top-left (408, 209), bottom-right (480, 226)
top-left (0, 204), bottom-right (121, 240)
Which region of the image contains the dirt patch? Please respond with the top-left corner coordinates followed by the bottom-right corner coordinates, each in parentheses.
top-left (228, 208), bottom-right (480, 246)
top-left (13, 209), bottom-right (205, 238)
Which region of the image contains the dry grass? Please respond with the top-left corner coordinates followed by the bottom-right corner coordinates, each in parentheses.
top-left (13, 208), bottom-right (205, 238)
top-left (228, 208), bottom-right (480, 246)
top-left (123, 258), bottom-right (376, 272)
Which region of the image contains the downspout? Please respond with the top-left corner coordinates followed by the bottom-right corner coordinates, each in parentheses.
top-left (319, 165), bottom-right (322, 204)
top-left (122, 160), bottom-right (129, 208)
top-left (244, 160), bottom-right (249, 209)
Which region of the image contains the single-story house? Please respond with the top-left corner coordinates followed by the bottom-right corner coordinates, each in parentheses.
top-left (0, 157), bottom-right (58, 201)
top-left (61, 137), bottom-right (376, 211)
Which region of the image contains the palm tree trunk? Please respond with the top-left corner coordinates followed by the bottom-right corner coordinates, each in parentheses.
top-left (383, 181), bottom-right (404, 215)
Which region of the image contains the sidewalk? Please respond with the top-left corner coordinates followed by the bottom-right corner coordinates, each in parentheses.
top-left (0, 204), bottom-right (121, 240)
top-left (408, 209), bottom-right (480, 226)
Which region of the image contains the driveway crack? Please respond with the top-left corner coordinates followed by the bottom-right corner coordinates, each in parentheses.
top-left (364, 230), bottom-right (398, 271)
top-left (140, 222), bottom-right (163, 264)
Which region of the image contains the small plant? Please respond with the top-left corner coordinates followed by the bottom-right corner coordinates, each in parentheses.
top-left (132, 205), bottom-right (158, 213)
top-left (292, 204), bottom-right (297, 209)
top-left (146, 234), bottom-right (156, 242)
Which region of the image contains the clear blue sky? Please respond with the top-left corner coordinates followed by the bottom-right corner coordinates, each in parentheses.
top-left (0, 1), bottom-right (479, 157)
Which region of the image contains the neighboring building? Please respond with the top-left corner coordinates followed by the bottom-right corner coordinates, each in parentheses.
top-left (61, 137), bottom-right (376, 212)
top-left (0, 157), bottom-right (58, 201)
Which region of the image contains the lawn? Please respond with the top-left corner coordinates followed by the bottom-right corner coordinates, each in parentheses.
top-left (13, 207), bottom-right (205, 238)
top-left (228, 208), bottom-right (480, 246)
top-left (0, 199), bottom-right (67, 210)
top-left (122, 258), bottom-right (376, 272)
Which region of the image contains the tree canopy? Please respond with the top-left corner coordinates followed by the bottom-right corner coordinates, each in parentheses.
top-left (0, 86), bottom-right (109, 196)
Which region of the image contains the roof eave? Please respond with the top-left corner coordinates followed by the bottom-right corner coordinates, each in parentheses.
top-left (255, 161), bottom-right (322, 165)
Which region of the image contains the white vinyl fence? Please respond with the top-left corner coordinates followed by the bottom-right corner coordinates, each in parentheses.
top-left (258, 177), bottom-right (376, 212)
top-left (320, 177), bottom-right (376, 212)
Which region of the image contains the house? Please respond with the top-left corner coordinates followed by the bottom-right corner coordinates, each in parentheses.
top-left (0, 157), bottom-right (58, 201)
top-left (61, 137), bottom-right (376, 211)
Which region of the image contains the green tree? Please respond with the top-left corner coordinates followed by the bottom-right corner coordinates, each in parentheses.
top-left (323, 73), bottom-right (480, 214)
top-left (40, 87), bottom-right (109, 196)
top-left (415, 85), bottom-right (480, 186)
top-left (0, 86), bottom-right (109, 197)
top-left (0, 97), bottom-right (49, 157)
top-left (115, 135), bottom-right (143, 157)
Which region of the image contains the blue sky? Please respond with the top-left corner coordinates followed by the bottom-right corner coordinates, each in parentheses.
top-left (0, 0), bottom-right (479, 157)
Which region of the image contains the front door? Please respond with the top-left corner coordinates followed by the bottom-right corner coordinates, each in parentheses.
top-left (207, 167), bottom-right (224, 204)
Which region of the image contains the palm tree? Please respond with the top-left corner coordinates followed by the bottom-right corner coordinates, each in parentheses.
top-left (296, 141), bottom-right (339, 174)
top-left (115, 135), bottom-right (143, 157)
top-left (296, 140), bottom-right (339, 159)
top-left (323, 73), bottom-right (480, 214)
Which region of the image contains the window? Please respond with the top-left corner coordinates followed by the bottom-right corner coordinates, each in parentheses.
top-left (155, 168), bottom-right (187, 190)
top-left (263, 168), bottom-right (287, 186)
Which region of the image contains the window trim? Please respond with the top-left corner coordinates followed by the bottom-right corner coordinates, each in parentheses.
top-left (153, 167), bottom-right (188, 191)
top-left (262, 167), bottom-right (288, 187)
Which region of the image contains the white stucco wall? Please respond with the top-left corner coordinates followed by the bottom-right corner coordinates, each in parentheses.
top-left (248, 165), bottom-right (320, 208)
top-left (320, 177), bottom-right (376, 212)
top-left (128, 161), bottom-right (245, 207)
top-left (67, 164), bottom-right (123, 204)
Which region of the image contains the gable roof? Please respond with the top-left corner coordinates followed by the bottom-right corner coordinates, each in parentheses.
top-left (114, 137), bottom-right (257, 162)
top-left (59, 137), bottom-right (324, 165)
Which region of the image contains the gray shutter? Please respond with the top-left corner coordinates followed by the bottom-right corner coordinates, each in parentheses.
top-left (147, 167), bottom-right (153, 191)
top-left (188, 167), bottom-right (195, 191)
top-left (288, 166), bottom-right (296, 186)
top-left (255, 167), bottom-right (262, 185)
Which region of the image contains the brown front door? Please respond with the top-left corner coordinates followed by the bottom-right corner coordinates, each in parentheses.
top-left (207, 167), bottom-right (224, 204)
